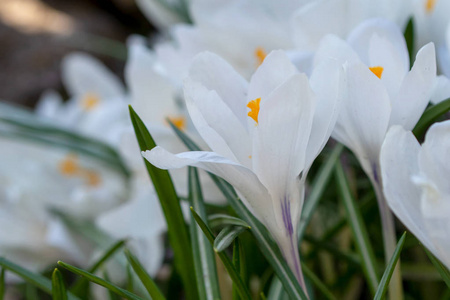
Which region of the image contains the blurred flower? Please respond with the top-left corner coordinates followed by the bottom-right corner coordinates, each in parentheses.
top-left (143, 50), bottom-right (343, 288)
top-left (380, 121), bottom-right (450, 269)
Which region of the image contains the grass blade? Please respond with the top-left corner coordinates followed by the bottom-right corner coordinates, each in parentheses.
top-left (424, 247), bottom-right (450, 289)
top-left (232, 238), bottom-right (247, 300)
top-left (208, 214), bottom-right (251, 229)
top-left (298, 144), bottom-right (343, 242)
top-left (335, 161), bottom-right (379, 295)
top-left (404, 17), bottom-right (415, 67)
top-left (214, 226), bottom-right (248, 252)
top-left (58, 261), bottom-right (143, 300)
top-left (374, 232), bottom-right (407, 300)
top-left (52, 269), bottom-right (68, 300)
top-left (190, 207), bottom-right (252, 300)
top-left (124, 249), bottom-right (165, 300)
top-left (129, 106), bottom-right (197, 299)
top-left (301, 263), bottom-right (336, 300)
top-left (70, 240), bottom-right (126, 297)
top-left (413, 98), bottom-right (450, 138)
top-left (0, 268), bottom-right (5, 300)
top-left (170, 122), bottom-right (308, 300)
top-left (188, 167), bottom-right (221, 300)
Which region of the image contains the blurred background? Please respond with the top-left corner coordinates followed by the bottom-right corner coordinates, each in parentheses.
top-left (0, 0), bottom-right (154, 106)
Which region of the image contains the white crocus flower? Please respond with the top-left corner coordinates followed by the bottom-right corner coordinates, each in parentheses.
top-left (143, 50), bottom-right (343, 289)
top-left (381, 121), bottom-right (450, 269)
top-left (315, 18), bottom-right (436, 299)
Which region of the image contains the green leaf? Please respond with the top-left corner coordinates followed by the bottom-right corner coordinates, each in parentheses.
top-left (103, 272), bottom-right (121, 300)
top-left (26, 284), bottom-right (39, 300)
top-left (70, 240), bottom-right (126, 297)
top-left (214, 226), bottom-right (248, 252)
top-left (0, 268), bottom-right (4, 300)
top-left (52, 269), bottom-right (68, 300)
top-left (0, 257), bottom-right (79, 300)
top-left (374, 232), bottom-right (407, 300)
top-left (298, 144), bottom-right (343, 242)
top-left (404, 17), bottom-right (415, 67)
top-left (188, 167), bottom-right (221, 300)
top-left (301, 263), bottom-right (336, 300)
top-left (424, 247), bottom-right (450, 289)
top-left (58, 261), bottom-right (143, 300)
top-left (124, 249), bottom-right (165, 300)
top-left (126, 264), bottom-right (134, 293)
top-left (169, 121), bottom-right (308, 300)
top-left (208, 214), bottom-right (251, 229)
top-left (129, 106), bottom-right (197, 299)
top-left (190, 207), bottom-right (252, 300)
top-left (232, 238), bottom-right (247, 300)
top-left (335, 161), bottom-right (379, 296)
top-left (413, 98), bottom-right (450, 138)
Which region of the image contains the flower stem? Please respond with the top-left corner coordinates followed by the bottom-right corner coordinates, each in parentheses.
top-left (372, 167), bottom-right (404, 300)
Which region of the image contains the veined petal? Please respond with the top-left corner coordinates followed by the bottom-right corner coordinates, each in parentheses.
top-left (125, 42), bottom-right (179, 125)
top-left (248, 50), bottom-right (298, 102)
top-left (389, 43), bottom-right (436, 130)
top-left (188, 51), bottom-right (249, 127)
top-left (306, 58), bottom-right (344, 170)
top-left (142, 147), bottom-right (274, 222)
top-left (332, 62), bottom-right (391, 175)
top-left (253, 73), bottom-right (315, 199)
top-left (380, 126), bottom-right (440, 259)
top-left (62, 53), bottom-right (125, 99)
top-left (184, 78), bottom-right (252, 166)
top-left (347, 18), bottom-right (409, 72)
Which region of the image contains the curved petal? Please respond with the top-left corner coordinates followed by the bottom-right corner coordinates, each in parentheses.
top-left (188, 51), bottom-right (249, 126)
top-left (430, 75), bottom-right (450, 104)
top-left (142, 147), bottom-right (274, 222)
top-left (380, 125), bottom-right (439, 258)
top-left (248, 50), bottom-right (298, 102)
top-left (184, 78), bottom-right (252, 166)
top-left (332, 61), bottom-right (391, 175)
top-left (313, 34), bottom-right (360, 67)
top-left (253, 73), bottom-right (315, 198)
top-left (389, 43), bottom-right (436, 130)
top-left (35, 90), bottom-right (63, 119)
top-left (62, 53), bottom-right (125, 99)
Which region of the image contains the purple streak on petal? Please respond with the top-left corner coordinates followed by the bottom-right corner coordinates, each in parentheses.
top-left (372, 162), bottom-right (379, 184)
top-left (281, 197), bottom-right (293, 235)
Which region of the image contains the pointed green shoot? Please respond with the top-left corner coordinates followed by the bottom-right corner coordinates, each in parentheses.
top-left (208, 214), bottom-right (251, 229)
top-left (214, 226), bottom-right (248, 252)
top-left (52, 269), bottom-right (68, 300)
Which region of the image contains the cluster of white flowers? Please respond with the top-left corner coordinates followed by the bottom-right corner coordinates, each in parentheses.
top-left (1, 0), bottom-right (450, 294)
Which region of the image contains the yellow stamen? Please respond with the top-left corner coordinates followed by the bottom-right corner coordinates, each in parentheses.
top-left (247, 98), bottom-right (261, 124)
top-left (248, 155), bottom-right (252, 159)
top-left (369, 66), bottom-right (384, 79)
top-left (84, 170), bottom-right (101, 187)
top-left (168, 116), bottom-right (186, 130)
top-left (59, 154), bottom-right (79, 176)
top-left (254, 47), bottom-right (267, 66)
top-left (425, 0), bottom-right (437, 13)
top-left (81, 93), bottom-right (100, 111)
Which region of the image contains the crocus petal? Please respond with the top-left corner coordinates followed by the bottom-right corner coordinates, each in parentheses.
top-left (142, 147), bottom-right (274, 222)
top-left (252, 73), bottom-right (315, 198)
top-left (188, 51), bottom-right (249, 127)
top-left (332, 61), bottom-right (391, 175)
top-left (35, 90), bottom-right (63, 119)
top-left (380, 125), bottom-right (440, 258)
top-left (125, 42), bottom-right (178, 125)
top-left (389, 43), bottom-right (436, 130)
top-left (62, 53), bottom-right (125, 99)
top-left (313, 34), bottom-right (360, 67)
top-left (248, 50), bottom-right (298, 102)
top-left (430, 75), bottom-right (450, 104)
top-left (184, 78), bottom-right (251, 166)
top-left (305, 58), bottom-right (344, 170)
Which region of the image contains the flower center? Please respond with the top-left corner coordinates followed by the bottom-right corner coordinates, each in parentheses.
top-left (167, 116), bottom-right (186, 130)
top-left (425, 0), bottom-right (437, 13)
top-left (247, 97), bottom-right (261, 124)
top-left (369, 66), bottom-right (384, 79)
top-left (81, 92), bottom-right (100, 111)
top-left (58, 154), bottom-right (101, 186)
top-left (254, 47), bottom-right (267, 66)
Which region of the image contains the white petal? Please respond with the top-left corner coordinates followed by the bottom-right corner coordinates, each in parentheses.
top-left (184, 78), bottom-right (251, 166)
top-left (35, 90), bottom-right (63, 119)
top-left (306, 59), bottom-right (344, 170)
top-left (347, 18), bottom-right (409, 71)
top-left (430, 75), bottom-right (450, 104)
top-left (248, 50), bottom-right (298, 103)
top-left (142, 147), bottom-right (274, 222)
top-left (62, 53), bottom-right (125, 98)
top-left (380, 126), bottom-right (439, 258)
top-left (313, 34), bottom-right (360, 68)
top-left (253, 73), bottom-right (315, 198)
top-left (332, 62), bottom-right (391, 176)
top-left (188, 52), bottom-right (249, 126)
top-left (125, 42), bottom-right (178, 125)
top-left (389, 43), bottom-right (436, 130)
